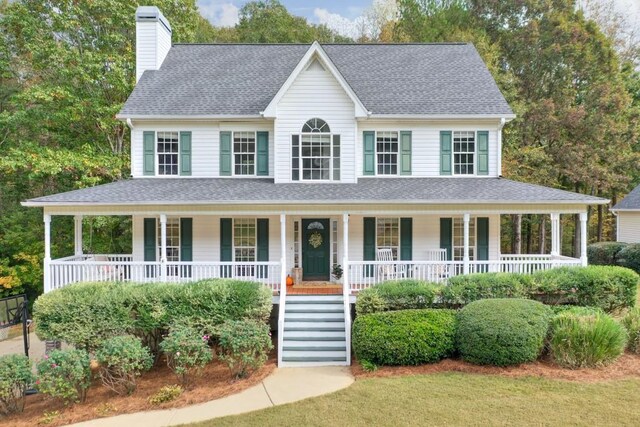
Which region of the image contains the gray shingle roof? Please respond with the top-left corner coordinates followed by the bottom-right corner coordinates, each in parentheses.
top-left (119, 43), bottom-right (513, 117)
top-left (613, 184), bottom-right (640, 210)
top-left (24, 178), bottom-right (605, 206)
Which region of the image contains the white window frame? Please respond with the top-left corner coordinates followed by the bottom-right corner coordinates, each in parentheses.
top-left (232, 131), bottom-right (257, 177)
top-left (157, 217), bottom-right (181, 277)
top-left (292, 118), bottom-right (340, 182)
top-left (233, 218), bottom-right (257, 263)
top-left (376, 217), bottom-right (401, 260)
top-left (452, 217), bottom-right (476, 261)
top-left (374, 131), bottom-right (400, 176)
top-left (331, 219), bottom-right (338, 268)
top-left (156, 131), bottom-right (180, 176)
top-left (452, 131), bottom-right (476, 176)
top-left (293, 220), bottom-right (301, 269)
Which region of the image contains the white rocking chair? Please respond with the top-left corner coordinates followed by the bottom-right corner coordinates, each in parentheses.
top-left (376, 248), bottom-right (406, 281)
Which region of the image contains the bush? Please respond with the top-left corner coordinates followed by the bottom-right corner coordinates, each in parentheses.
top-left (36, 349), bottom-right (91, 404)
top-left (0, 354), bottom-right (34, 415)
top-left (621, 307), bottom-right (640, 354)
top-left (352, 309), bottom-right (457, 366)
top-left (148, 385), bottom-right (183, 405)
top-left (530, 266), bottom-right (638, 312)
top-left (218, 319), bottom-right (273, 378)
top-left (618, 244), bottom-right (640, 275)
top-left (96, 336), bottom-right (153, 395)
top-left (588, 242), bottom-right (627, 266)
top-left (549, 311), bottom-right (627, 368)
top-left (441, 273), bottom-right (531, 307)
top-left (456, 299), bottom-right (551, 366)
top-left (160, 324), bottom-right (213, 384)
top-left (34, 280), bottom-right (273, 352)
top-left (355, 280), bottom-right (441, 315)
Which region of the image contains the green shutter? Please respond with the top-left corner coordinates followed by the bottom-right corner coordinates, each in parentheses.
top-left (400, 131), bottom-right (412, 175)
top-left (440, 218), bottom-right (453, 261)
top-left (363, 131), bottom-right (375, 175)
top-left (143, 131), bottom-right (155, 176)
top-left (477, 217), bottom-right (489, 261)
top-left (440, 131), bottom-right (452, 175)
top-left (257, 218), bottom-right (269, 279)
top-left (179, 131), bottom-right (192, 176)
top-left (220, 218), bottom-right (232, 278)
top-left (220, 131), bottom-right (232, 176)
top-left (143, 218), bottom-right (156, 261)
top-left (256, 131), bottom-right (269, 176)
top-left (180, 218), bottom-right (193, 261)
top-left (363, 217), bottom-right (376, 277)
top-left (400, 218), bottom-right (412, 260)
top-left (477, 131), bottom-right (489, 175)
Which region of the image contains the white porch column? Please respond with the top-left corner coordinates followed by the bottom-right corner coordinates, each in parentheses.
top-left (74, 215), bottom-right (83, 257)
top-left (160, 214), bottom-right (167, 282)
top-left (280, 213), bottom-right (286, 290)
top-left (342, 213), bottom-right (349, 288)
top-left (580, 212), bottom-right (588, 266)
top-left (463, 213), bottom-right (470, 275)
top-left (550, 213), bottom-right (560, 257)
top-left (44, 214), bottom-right (52, 293)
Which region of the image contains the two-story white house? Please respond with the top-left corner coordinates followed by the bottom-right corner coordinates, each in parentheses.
top-left (23, 7), bottom-right (607, 366)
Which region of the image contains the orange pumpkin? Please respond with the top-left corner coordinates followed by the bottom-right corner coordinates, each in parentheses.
top-left (286, 275), bottom-right (294, 287)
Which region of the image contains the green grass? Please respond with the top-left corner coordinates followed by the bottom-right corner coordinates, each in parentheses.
top-left (190, 373), bottom-right (640, 427)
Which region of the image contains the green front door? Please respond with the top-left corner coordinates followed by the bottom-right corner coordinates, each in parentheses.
top-left (302, 219), bottom-right (330, 281)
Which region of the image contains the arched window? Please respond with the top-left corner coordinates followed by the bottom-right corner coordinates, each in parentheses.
top-left (301, 118), bottom-right (330, 133)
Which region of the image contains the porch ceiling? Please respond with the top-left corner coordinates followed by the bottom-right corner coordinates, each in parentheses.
top-left (23, 177), bottom-right (606, 209)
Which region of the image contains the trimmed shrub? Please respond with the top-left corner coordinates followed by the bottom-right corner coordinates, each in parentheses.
top-left (456, 299), bottom-right (552, 366)
top-left (618, 244), bottom-right (640, 275)
top-left (96, 335), bottom-right (153, 395)
top-left (588, 242), bottom-right (627, 266)
top-left (549, 306), bottom-right (604, 316)
top-left (148, 385), bottom-right (183, 405)
top-left (621, 307), bottom-right (640, 354)
top-left (530, 266), bottom-right (638, 312)
top-left (549, 311), bottom-right (627, 368)
top-left (218, 319), bottom-right (273, 378)
top-left (441, 273), bottom-right (531, 307)
top-left (352, 309), bottom-right (457, 366)
top-left (355, 280), bottom-right (441, 315)
top-left (34, 280), bottom-right (273, 352)
top-left (0, 354), bottom-right (34, 415)
top-left (160, 324), bottom-right (213, 384)
top-left (36, 349), bottom-right (91, 404)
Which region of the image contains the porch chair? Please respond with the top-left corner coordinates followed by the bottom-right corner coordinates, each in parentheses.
top-left (376, 248), bottom-right (406, 281)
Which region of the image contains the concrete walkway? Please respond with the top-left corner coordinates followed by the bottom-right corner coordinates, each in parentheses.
top-left (71, 366), bottom-right (354, 427)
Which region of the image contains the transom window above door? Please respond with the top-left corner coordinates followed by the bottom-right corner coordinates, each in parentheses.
top-left (292, 118), bottom-right (340, 181)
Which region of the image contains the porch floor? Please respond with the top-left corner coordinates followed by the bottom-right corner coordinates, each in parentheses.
top-left (279, 282), bottom-right (342, 295)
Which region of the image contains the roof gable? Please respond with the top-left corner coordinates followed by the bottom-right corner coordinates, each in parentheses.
top-left (613, 183), bottom-right (640, 210)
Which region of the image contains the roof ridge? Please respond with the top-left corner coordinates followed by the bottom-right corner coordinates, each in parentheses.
top-left (171, 42), bottom-right (471, 46)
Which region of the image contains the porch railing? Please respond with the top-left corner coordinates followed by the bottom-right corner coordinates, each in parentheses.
top-left (47, 255), bottom-right (281, 293)
top-left (347, 255), bottom-right (582, 292)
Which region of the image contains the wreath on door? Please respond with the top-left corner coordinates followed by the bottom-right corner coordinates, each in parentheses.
top-left (309, 231), bottom-right (323, 248)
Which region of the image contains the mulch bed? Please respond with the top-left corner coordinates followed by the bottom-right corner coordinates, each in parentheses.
top-left (3, 353), bottom-right (276, 427)
top-left (352, 352), bottom-right (640, 383)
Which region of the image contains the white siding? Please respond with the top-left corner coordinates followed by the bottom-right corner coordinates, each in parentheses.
top-left (274, 61), bottom-right (357, 183)
top-left (617, 212), bottom-right (640, 243)
top-left (135, 21), bottom-right (171, 82)
top-left (356, 120), bottom-right (502, 177)
top-left (130, 121), bottom-right (274, 178)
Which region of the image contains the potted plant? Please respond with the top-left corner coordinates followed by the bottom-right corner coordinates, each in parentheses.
top-left (331, 264), bottom-right (343, 284)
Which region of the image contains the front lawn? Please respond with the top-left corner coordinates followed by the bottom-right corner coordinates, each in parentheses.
top-left (192, 373), bottom-right (640, 426)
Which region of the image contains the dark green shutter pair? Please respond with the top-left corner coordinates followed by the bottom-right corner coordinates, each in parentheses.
top-left (143, 131), bottom-right (192, 176)
top-left (363, 131), bottom-right (412, 175)
top-left (143, 217), bottom-right (193, 277)
top-left (439, 217), bottom-right (489, 261)
top-left (363, 217), bottom-right (412, 277)
top-left (440, 130), bottom-right (489, 175)
top-left (220, 131), bottom-right (269, 176)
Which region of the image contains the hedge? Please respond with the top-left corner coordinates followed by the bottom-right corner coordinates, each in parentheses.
top-left (352, 309), bottom-right (456, 366)
top-left (587, 242), bottom-right (627, 266)
top-left (618, 244), bottom-right (640, 275)
top-left (355, 280), bottom-right (441, 315)
top-left (34, 280), bottom-right (272, 352)
top-left (440, 273), bottom-right (532, 307)
top-left (455, 299), bottom-right (552, 366)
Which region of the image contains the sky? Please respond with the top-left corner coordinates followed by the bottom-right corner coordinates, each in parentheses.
top-left (196, 0), bottom-right (640, 39)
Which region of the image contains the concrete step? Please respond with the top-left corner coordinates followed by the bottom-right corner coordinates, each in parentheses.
top-left (285, 312), bottom-right (344, 321)
top-left (283, 330), bottom-right (346, 340)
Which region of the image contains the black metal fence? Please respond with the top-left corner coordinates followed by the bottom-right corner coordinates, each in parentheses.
top-left (0, 294), bottom-right (30, 357)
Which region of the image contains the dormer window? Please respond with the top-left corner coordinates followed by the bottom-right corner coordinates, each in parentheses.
top-left (292, 118), bottom-right (340, 181)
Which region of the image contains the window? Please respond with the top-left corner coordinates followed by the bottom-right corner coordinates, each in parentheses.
top-left (376, 131), bottom-right (399, 175)
top-left (453, 131), bottom-right (475, 175)
top-left (293, 220), bottom-right (300, 268)
top-left (234, 219), bottom-right (256, 277)
top-left (233, 132), bottom-right (256, 175)
top-left (453, 217), bottom-right (476, 261)
top-left (376, 218), bottom-right (400, 260)
top-left (157, 218), bottom-right (180, 277)
top-left (292, 118), bottom-right (340, 181)
top-left (157, 132), bottom-right (179, 175)
top-left (332, 219), bottom-right (338, 267)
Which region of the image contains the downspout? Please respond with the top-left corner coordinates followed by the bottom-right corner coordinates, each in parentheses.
top-left (126, 119), bottom-right (134, 178)
top-left (126, 118), bottom-right (134, 130)
top-left (497, 117), bottom-right (506, 177)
